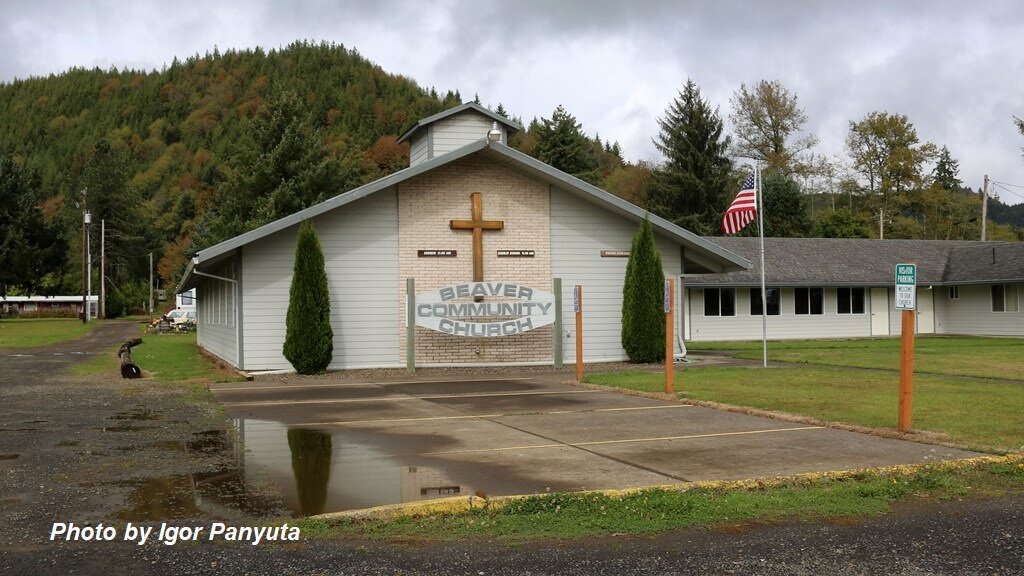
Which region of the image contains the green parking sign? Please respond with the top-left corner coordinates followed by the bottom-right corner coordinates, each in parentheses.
top-left (895, 263), bottom-right (917, 310)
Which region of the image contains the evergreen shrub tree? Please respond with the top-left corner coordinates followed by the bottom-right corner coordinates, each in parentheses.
top-left (283, 220), bottom-right (333, 374)
top-left (621, 219), bottom-right (665, 363)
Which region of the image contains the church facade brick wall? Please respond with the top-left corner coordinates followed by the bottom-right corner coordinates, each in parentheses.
top-left (397, 156), bottom-right (554, 364)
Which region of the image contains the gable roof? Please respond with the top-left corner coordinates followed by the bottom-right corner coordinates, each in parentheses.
top-left (178, 139), bottom-right (750, 292)
top-left (686, 237), bottom-right (1024, 287)
top-left (396, 102), bottom-right (522, 144)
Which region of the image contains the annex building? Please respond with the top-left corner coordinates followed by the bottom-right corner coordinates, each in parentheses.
top-left (684, 237), bottom-right (1024, 341)
top-left (178, 103), bottom-right (749, 371)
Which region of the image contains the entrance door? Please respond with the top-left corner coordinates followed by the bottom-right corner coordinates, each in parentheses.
top-left (870, 288), bottom-right (889, 336)
top-left (916, 288), bottom-right (935, 334)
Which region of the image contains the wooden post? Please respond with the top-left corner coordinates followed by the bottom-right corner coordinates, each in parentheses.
top-left (898, 308), bottom-right (915, 432)
top-left (553, 278), bottom-right (563, 369)
top-left (665, 278), bottom-right (674, 394)
top-left (574, 285), bottom-right (583, 381)
top-left (406, 278), bottom-right (415, 374)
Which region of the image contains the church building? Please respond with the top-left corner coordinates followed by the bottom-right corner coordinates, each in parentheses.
top-left (177, 103), bottom-right (749, 371)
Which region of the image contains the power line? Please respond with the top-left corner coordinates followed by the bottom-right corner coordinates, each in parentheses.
top-left (991, 180), bottom-right (1024, 189)
top-left (991, 182), bottom-right (1024, 201)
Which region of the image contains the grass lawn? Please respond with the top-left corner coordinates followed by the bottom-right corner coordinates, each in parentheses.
top-left (0, 318), bottom-right (100, 348)
top-left (300, 456), bottom-right (1024, 541)
top-left (74, 330), bottom-right (245, 384)
top-left (688, 336), bottom-right (1024, 381)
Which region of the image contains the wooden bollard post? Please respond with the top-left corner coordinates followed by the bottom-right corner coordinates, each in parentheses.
top-left (665, 278), bottom-right (674, 394)
top-left (574, 285), bottom-right (583, 381)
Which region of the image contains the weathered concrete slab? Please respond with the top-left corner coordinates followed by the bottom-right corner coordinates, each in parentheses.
top-left (210, 373), bottom-right (982, 515)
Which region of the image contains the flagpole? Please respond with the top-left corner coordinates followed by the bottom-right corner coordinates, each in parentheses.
top-left (757, 164), bottom-right (768, 368)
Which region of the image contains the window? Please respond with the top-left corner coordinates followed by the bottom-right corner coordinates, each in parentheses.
top-left (749, 288), bottom-right (781, 315)
top-left (795, 287), bottom-right (824, 315)
top-left (992, 284), bottom-right (1019, 313)
top-left (837, 287), bottom-right (865, 314)
top-left (703, 288), bottom-right (736, 317)
top-left (948, 286), bottom-right (959, 300)
top-left (181, 291), bottom-right (193, 305)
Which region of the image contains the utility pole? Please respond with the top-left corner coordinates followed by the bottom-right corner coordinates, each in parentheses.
top-left (100, 219), bottom-right (106, 320)
top-left (81, 209), bottom-right (87, 324)
top-left (148, 252), bottom-right (154, 317)
top-left (981, 174), bottom-right (989, 241)
top-left (86, 212), bottom-right (92, 321)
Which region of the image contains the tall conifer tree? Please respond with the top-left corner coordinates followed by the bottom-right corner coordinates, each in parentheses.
top-left (621, 219), bottom-right (665, 363)
top-left (283, 220), bottom-right (333, 374)
top-left (651, 79), bottom-right (733, 234)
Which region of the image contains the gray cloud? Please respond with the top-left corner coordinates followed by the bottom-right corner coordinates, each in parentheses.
top-left (1, 0), bottom-right (1021, 203)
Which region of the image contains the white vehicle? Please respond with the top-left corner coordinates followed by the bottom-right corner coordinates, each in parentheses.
top-left (165, 309), bottom-right (197, 325)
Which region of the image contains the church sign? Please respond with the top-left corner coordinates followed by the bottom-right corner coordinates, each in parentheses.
top-left (414, 281), bottom-right (556, 337)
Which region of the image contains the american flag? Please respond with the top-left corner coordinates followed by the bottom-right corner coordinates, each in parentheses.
top-left (721, 172), bottom-right (757, 234)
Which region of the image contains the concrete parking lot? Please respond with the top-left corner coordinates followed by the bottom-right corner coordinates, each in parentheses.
top-left (210, 373), bottom-right (979, 515)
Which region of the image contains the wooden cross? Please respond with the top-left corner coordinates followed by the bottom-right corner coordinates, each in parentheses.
top-left (450, 192), bottom-right (503, 282)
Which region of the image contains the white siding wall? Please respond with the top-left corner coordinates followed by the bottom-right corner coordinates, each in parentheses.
top-left (550, 188), bottom-right (682, 362)
top-left (240, 191), bottom-right (400, 371)
top-left (196, 259), bottom-right (238, 365)
top-left (934, 283), bottom-right (1024, 336)
top-left (409, 132), bottom-right (429, 166)
top-left (431, 112), bottom-right (493, 156)
top-left (687, 286), bottom-right (874, 341)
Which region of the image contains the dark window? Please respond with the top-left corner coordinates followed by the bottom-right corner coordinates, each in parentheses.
top-left (704, 288), bottom-right (736, 317)
top-left (948, 286), bottom-right (959, 300)
top-left (750, 288), bottom-right (781, 315)
top-left (837, 287), bottom-right (865, 314)
top-left (795, 287), bottom-right (823, 315)
top-left (992, 284), bottom-right (1019, 312)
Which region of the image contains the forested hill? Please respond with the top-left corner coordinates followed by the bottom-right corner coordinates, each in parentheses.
top-left (0, 41), bottom-right (461, 310)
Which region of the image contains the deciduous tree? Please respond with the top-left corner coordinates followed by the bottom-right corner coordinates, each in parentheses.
top-left (845, 111), bottom-right (937, 220)
top-left (729, 80), bottom-right (817, 174)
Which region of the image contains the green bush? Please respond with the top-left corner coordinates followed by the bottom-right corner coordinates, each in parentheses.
top-left (621, 219), bottom-right (665, 362)
top-left (283, 220), bottom-right (333, 374)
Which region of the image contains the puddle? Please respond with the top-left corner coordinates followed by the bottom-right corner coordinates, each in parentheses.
top-left (115, 471), bottom-right (287, 521)
top-left (0, 454), bottom-right (19, 460)
top-left (111, 421), bottom-right (494, 519)
top-left (109, 408), bottom-right (163, 421)
top-left (230, 419), bottom-right (488, 516)
top-left (112, 429), bottom-right (286, 521)
top-left (186, 429), bottom-right (230, 454)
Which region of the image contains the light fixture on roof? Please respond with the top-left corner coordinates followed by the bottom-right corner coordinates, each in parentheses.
top-left (487, 122), bottom-right (502, 143)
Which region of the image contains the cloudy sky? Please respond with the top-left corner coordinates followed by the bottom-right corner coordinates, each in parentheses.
top-left (3, 0), bottom-right (1023, 204)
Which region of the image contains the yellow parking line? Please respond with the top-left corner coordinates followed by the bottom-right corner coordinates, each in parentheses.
top-left (211, 377), bottom-right (533, 393)
top-left (293, 404), bottom-right (694, 427)
top-left (222, 389), bottom-right (603, 407)
top-left (573, 426), bottom-right (823, 447)
top-left (418, 426), bottom-right (823, 457)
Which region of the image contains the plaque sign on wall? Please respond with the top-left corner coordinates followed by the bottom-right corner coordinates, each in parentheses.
top-left (418, 250), bottom-right (457, 257)
top-left (600, 250), bottom-right (630, 257)
top-left (496, 250), bottom-right (535, 257)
